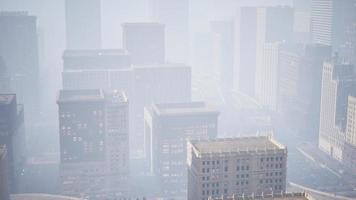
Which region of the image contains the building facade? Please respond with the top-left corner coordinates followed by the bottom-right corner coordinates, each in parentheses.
top-left (122, 23), bottom-right (165, 65)
top-left (187, 136), bottom-right (287, 200)
top-left (343, 95), bottom-right (356, 174)
top-left (57, 89), bottom-right (129, 199)
top-left (65, 0), bottom-right (101, 49)
top-left (144, 102), bottom-right (219, 198)
top-left (0, 94), bottom-right (25, 193)
top-left (0, 145), bottom-right (9, 200)
top-left (319, 58), bottom-right (356, 161)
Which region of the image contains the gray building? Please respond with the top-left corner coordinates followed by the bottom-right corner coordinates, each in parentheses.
top-left (57, 89), bottom-right (129, 199)
top-left (187, 136), bottom-right (288, 200)
top-left (144, 102), bottom-right (219, 198)
top-left (0, 94), bottom-right (25, 193)
top-left (319, 57), bottom-right (356, 161)
top-left (0, 12), bottom-right (39, 119)
top-left (0, 145), bottom-right (9, 200)
top-left (65, 0), bottom-right (101, 49)
top-left (122, 23), bottom-right (165, 65)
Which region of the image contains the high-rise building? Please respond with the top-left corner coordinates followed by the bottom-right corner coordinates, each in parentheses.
top-left (0, 94), bottom-right (25, 193)
top-left (62, 49), bottom-right (132, 94)
top-left (149, 0), bottom-right (189, 63)
top-left (343, 95), bottom-right (356, 174)
top-left (65, 0), bottom-right (101, 49)
top-left (57, 89), bottom-right (129, 199)
top-left (311, 0), bottom-right (356, 60)
top-left (144, 102), bottom-right (219, 198)
top-left (131, 64), bottom-right (191, 156)
top-left (0, 57), bottom-right (10, 93)
top-left (0, 12), bottom-right (39, 118)
top-left (300, 44), bottom-right (332, 141)
top-left (234, 7), bottom-right (257, 96)
top-left (0, 145), bottom-right (9, 200)
top-left (211, 20), bottom-right (234, 91)
top-left (187, 136), bottom-right (287, 200)
top-left (319, 58), bottom-right (356, 161)
top-left (255, 42), bottom-right (280, 110)
top-left (122, 23), bottom-right (165, 65)
top-left (255, 6), bottom-right (294, 110)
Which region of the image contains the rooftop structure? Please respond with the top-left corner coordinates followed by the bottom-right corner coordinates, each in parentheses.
top-left (57, 89), bottom-right (104, 103)
top-left (0, 94), bottom-right (16, 105)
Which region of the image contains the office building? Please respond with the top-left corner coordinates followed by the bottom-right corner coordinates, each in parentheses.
top-left (211, 20), bottom-right (234, 91)
top-left (0, 12), bottom-right (39, 118)
top-left (65, 0), bottom-right (101, 49)
top-left (62, 49), bottom-right (131, 94)
top-left (149, 0), bottom-right (189, 63)
top-left (210, 192), bottom-right (314, 200)
top-left (255, 42), bottom-right (280, 110)
top-left (343, 95), bottom-right (356, 174)
top-left (311, 0), bottom-right (356, 61)
top-left (122, 23), bottom-right (165, 65)
top-left (0, 145), bottom-right (9, 200)
top-left (131, 64), bottom-right (191, 155)
top-left (299, 44), bottom-right (332, 141)
top-left (0, 94), bottom-right (25, 193)
top-left (187, 136), bottom-right (287, 200)
top-left (144, 102), bottom-right (219, 197)
top-left (57, 89), bottom-right (129, 199)
top-left (319, 58), bottom-right (356, 161)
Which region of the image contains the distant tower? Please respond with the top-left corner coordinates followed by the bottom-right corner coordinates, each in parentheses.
top-left (57, 89), bottom-right (129, 199)
top-left (187, 136), bottom-right (288, 200)
top-left (122, 23), bottom-right (165, 65)
top-left (0, 94), bottom-right (25, 193)
top-left (144, 102), bottom-right (219, 198)
top-left (319, 59), bottom-right (356, 161)
top-left (65, 0), bottom-right (101, 49)
top-left (0, 12), bottom-right (40, 118)
top-left (149, 0), bottom-right (189, 63)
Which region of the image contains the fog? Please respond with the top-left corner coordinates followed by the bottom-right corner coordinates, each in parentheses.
top-left (0, 0), bottom-right (356, 200)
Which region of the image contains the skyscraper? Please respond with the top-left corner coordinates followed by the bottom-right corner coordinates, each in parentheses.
top-left (122, 23), bottom-right (165, 65)
top-left (187, 136), bottom-right (287, 200)
top-left (149, 0), bottom-right (189, 63)
top-left (343, 95), bottom-right (356, 174)
top-left (319, 58), bottom-right (356, 161)
top-left (0, 94), bottom-right (25, 193)
top-left (144, 102), bottom-right (219, 198)
top-left (0, 12), bottom-right (39, 118)
top-left (65, 0), bottom-right (101, 49)
top-left (57, 89), bottom-right (129, 199)
top-left (0, 145), bottom-right (9, 200)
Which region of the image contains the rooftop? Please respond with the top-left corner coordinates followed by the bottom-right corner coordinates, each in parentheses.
top-left (57, 89), bottom-right (104, 103)
top-left (133, 63), bottom-right (190, 69)
top-left (151, 102), bottom-right (218, 117)
top-left (105, 90), bottom-right (128, 104)
top-left (190, 136), bottom-right (286, 154)
top-left (10, 194), bottom-right (82, 200)
top-left (0, 94), bottom-right (16, 105)
top-left (63, 49), bottom-right (129, 57)
top-left (210, 192), bottom-right (313, 200)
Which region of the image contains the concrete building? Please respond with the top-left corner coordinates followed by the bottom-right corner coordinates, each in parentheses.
top-left (57, 89), bottom-right (129, 199)
top-left (122, 23), bottom-right (165, 65)
top-left (62, 49), bottom-right (131, 94)
top-left (65, 0), bottom-right (101, 49)
top-left (0, 145), bottom-right (9, 200)
top-left (343, 95), bottom-right (356, 174)
top-left (311, 0), bottom-right (356, 61)
top-left (0, 12), bottom-right (39, 118)
top-left (0, 94), bottom-right (25, 193)
top-left (187, 136), bottom-right (287, 200)
top-left (319, 58), bottom-right (356, 161)
top-left (149, 0), bottom-right (189, 63)
top-left (144, 102), bottom-right (219, 198)
top-left (131, 64), bottom-right (191, 156)
top-left (209, 192), bottom-right (314, 200)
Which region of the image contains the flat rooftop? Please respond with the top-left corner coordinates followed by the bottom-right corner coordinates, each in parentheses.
top-left (0, 94), bottom-right (15, 105)
top-left (151, 102), bottom-right (218, 117)
top-left (211, 192), bottom-right (312, 200)
top-left (122, 22), bottom-right (164, 27)
top-left (63, 49), bottom-right (129, 57)
top-left (57, 89), bottom-right (104, 103)
top-left (191, 136), bottom-right (286, 154)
